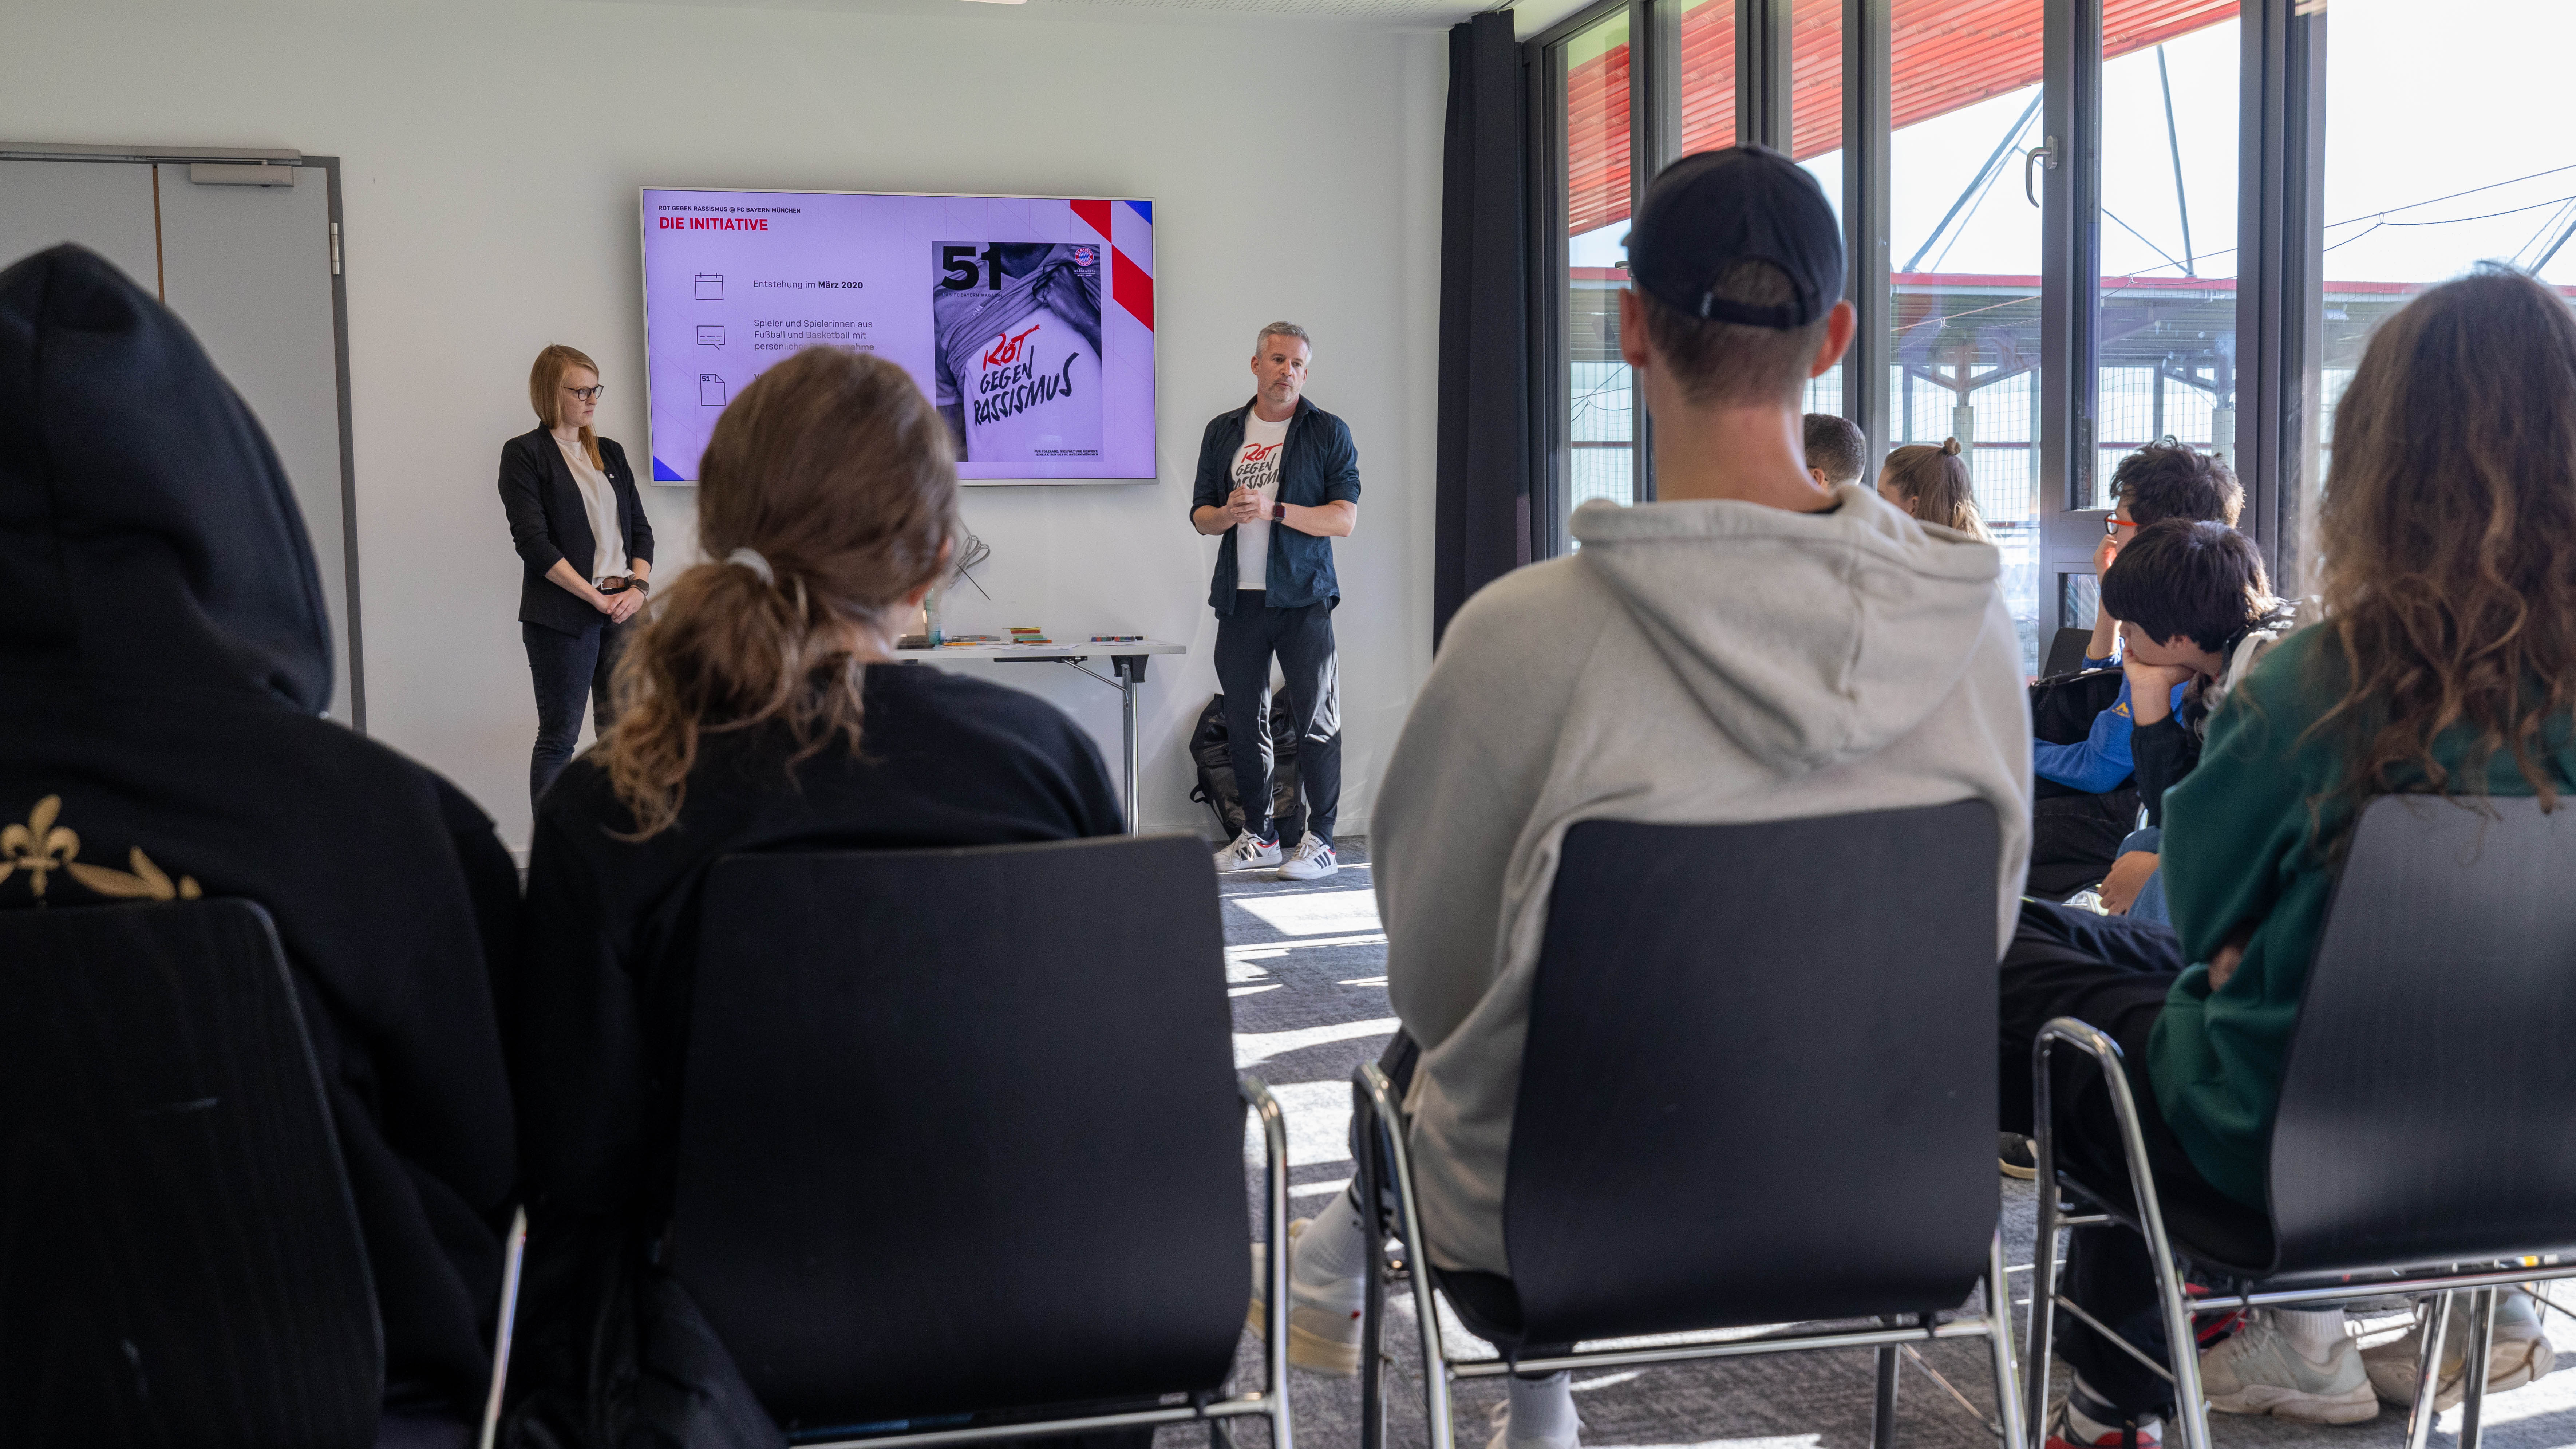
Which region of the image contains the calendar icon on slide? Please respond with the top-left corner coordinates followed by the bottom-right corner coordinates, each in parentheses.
top-left (694, 273), bottom-right (723, 301)
top-left (700, 374), bottom-right (726, 406)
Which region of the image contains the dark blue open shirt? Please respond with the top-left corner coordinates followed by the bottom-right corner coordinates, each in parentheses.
top-left (1191, 395), bottom-right (1362, 615)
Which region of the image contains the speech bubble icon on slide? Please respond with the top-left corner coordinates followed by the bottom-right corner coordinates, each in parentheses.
top-left (696, 325), bottom-right (724, 350)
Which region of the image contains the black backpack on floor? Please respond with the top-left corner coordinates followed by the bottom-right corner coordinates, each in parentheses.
top-left (1188, 694), bottom-right (1307, 844)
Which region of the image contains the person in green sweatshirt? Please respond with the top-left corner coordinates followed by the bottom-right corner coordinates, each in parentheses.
top-left (2001, 265), bottom-right (2576, 1449)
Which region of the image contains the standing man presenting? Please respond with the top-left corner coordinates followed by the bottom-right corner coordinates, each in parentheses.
top-left (1192, 322), bottom-right (1361, 880)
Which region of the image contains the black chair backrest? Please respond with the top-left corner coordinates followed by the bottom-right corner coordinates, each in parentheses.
top-left (2268, 795), bottom-right (2576, 1274)
top-left (0, 899), bottom-right (380, 1449)
top-left (669, 835), bottom-right (1245, 1434)
top-left (2042, 626), bottom-right (2096, 680)
top-left (1504, 802), bottom-right (2001, 1343)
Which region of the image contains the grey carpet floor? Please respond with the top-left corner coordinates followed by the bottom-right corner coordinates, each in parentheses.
top-left (1156, 838), bottom-right (2576, 1449)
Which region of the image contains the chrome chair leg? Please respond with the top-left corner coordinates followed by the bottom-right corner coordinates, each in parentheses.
top-left (2137, 1230), bottom-right (2210, 1449)
top-left (2403, 1292), bottom-right (2454, 1449)
top-left (1360, 1062), bottom-right (1453, 1449)
top-left (2025, 1043), bottom-right (2066, 1440)
top-left (1986, 1231), bottom-right (2030, 1449)
top-left (2459, 1286), bottom-right (2499, 1449)
top-left (2035, 1021), bottom-right (2209, 1449)
top-left (478, 1205), bottom-right (530, 1449)
top-left (1872, 1323), bottom-right (1903, 1449)
top-left (1357, 1076), bottom-right (1388, 1449)
top-left (1242, 1075), bottom-right (1296, 1449)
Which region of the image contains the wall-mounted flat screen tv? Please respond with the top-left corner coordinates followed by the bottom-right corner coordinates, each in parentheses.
top-left (640, 188), bottom-right (1155, 485)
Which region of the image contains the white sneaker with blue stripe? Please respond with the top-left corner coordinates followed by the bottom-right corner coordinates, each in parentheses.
top-left (1213, 831), bottom-right (1283, 872)
top-left (1276, 833), bottom-right (1337, 881)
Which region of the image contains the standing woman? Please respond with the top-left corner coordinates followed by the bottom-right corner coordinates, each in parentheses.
top-left (498, 344), bottom-right (656, 808)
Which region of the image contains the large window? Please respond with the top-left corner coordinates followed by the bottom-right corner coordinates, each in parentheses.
top-left (1795, 0), bottom-right (1844, 416)
top-left (1889, 1), bottom-right (2045, 667)
top-left (2318, 0), bottom-right (2576, 491)
top-left (1537, 0), bottom-right (2319, 668)
top-left (1566, 11), bottom-right (1637, 514)
top-left (1671, 0), bottom-right (1735, 154)
top-left (2094, 8), bottom-right (2238, 504)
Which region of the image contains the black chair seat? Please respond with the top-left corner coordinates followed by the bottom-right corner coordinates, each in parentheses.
top-left (2041, 626), bottom-right (2097, 680)
top-left (1357, 802), bottom-right (2026, 1449)
top-left (1435, 1269), bottom-right (1524, 1348)
top-left (1501, 807), bottom-right (2003, 1346)
top-left (0, 899), bottom-right (384, 1449)
top-left (2057, 1168), bottom-right (2276, 1282)
top-left (669, 836), bottom-right (1266, 1439)
top-left (2031, 795), bottom-right (2576, 1449)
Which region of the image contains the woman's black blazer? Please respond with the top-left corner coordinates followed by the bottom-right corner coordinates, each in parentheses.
top-left (497, 427), bottom-right (656, 636)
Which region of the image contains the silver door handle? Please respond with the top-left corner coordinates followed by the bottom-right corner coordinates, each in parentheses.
top-left (2025, 138), bottom-right (2057, 207)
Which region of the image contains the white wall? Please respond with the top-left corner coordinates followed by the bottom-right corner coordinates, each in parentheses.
top-left (0, 0), bottom-right (1446, 850)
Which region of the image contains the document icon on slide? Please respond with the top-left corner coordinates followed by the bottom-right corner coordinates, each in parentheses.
top-left (695, 273), bottom-right (724, 301)
top-left (696, 325), bottom-right (724, 350)
top-left (700, 374), bottom-right (726, 407)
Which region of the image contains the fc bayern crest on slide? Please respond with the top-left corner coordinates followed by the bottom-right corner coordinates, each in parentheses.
top-left (1072, 246), bottom-right (1097, 267)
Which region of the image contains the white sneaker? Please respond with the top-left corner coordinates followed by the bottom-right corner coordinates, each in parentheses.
top-left (2360, 1289), bottom-right (2557, 1410)
top-left (1485, 1395), bottom-right (1582, 1449)
top-left (1276, 833), bottom-right (1338, 881)
top-left (1213, 831), bottom-right (1283, 873)
top-left (2199, 1311), bottom-right (2380, 1423)
top-left (1246, 1218), bottom-right (1363, 1376)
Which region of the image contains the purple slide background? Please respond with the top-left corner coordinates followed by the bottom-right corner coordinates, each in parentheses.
top-left (640, 189), bottom-right (1154, 483)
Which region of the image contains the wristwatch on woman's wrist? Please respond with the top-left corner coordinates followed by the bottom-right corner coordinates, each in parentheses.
top-left (1271, 500), bottom-right (1287, 523)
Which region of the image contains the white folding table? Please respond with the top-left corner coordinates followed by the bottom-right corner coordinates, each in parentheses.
top-left (890, 638), bottom-right (1186, 833)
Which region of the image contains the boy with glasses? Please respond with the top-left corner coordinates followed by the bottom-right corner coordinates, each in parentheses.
top-left (2035, 443), bottom-right (2247, 796)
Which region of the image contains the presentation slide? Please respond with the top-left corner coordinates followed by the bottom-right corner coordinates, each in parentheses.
top-left (640, 189), bottom-right (1156, 484)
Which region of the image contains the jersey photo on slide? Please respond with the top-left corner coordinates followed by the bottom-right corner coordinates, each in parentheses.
top-left (932, 242), bottom-right (1104, 465)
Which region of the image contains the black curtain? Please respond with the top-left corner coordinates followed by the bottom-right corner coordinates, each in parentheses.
top-left (1434, 11), bottom-right (1534, 649)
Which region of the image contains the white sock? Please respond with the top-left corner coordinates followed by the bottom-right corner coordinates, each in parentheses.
top-left (1289, 1187), bottom-right (1371, 1302)
top-left (2496, 1288), bottom-right (2543, 1336)
top-left (2276, 1308), bottom-right (2346, 1362)
top-left (1504, 1371), bottom-right (1576, 1444)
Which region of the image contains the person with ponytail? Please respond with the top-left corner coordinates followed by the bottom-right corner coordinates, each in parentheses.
top-left (506, 347), bottom-right (1123, 1442)
top-left (1875, 435), bottom-right (1990, 540)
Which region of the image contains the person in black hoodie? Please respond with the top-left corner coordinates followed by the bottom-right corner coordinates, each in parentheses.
top-left (0, 244), bottom-right (519, 1437)
top-left (505, 346), bottom-right (1123, 1448)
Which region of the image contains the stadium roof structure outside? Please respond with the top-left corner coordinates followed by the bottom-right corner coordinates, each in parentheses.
top-left (1565, 268), bottom-right (2549, 449)
top-left (1569, 0), bottom-right (2244, 239)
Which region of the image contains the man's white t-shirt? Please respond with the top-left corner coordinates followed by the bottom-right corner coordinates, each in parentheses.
top-left (1230, 409), bottom-right (1291, 591)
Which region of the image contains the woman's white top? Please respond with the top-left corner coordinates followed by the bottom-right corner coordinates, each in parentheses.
top-left (555, 434), bottom-right (625, 580)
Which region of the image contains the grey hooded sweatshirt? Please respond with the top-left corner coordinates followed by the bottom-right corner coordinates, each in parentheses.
top-left (1373, 483), bottom-right (2032, 1275)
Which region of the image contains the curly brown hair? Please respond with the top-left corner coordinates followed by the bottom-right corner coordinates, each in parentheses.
top-left (2110, 441), bottom-right (2241, 526)
top-left (2309, 265), bottom-right (2576, 836)
top-left (600, 347), bottom-right (958, 837)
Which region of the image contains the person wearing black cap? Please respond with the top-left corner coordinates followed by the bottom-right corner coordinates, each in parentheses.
top-left (0, 244), bottom-right (520, 1438)
top-left (1246, 150), bottom-right (2031, 1449)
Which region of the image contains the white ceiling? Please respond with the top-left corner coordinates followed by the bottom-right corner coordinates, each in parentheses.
top-left (1040, 0), bottom-right (1485, 17)
top-left (601, 0), bottom-right (1594, 35)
